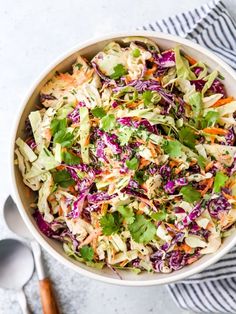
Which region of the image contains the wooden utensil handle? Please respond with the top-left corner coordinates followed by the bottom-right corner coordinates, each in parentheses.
top-left (39, 278), bottom-right (60, 314)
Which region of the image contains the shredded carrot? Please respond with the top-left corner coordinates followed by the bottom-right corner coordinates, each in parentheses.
top-left (58, 206), bottom-right (63, 216)
top-left (120, 260), bottom-right (129, 267)
top-left (132, 116), bottom-right (142, 122)
top-left (139, 158), bottom-right (150, 169)
top-left (200, 177), bottom-right (214, 196)
top-left (84, 135), bottom-right (90, 146)
top-left (166, 223), bottom-right (179, 232)
top-left (222, 191), bottom-right (236, 200)
top-left (203, 127), bottom-right (229, 136)
top-left (178, 243), bottom-right (193, 253)
top-left (68, 186), bottom-right (75, 193)
top-left (59, 73), bottom-right (75, 83)
top-left (175, 167), bottom-right (182, 175)
top-left (71, 123), bottom-right (80, 128)
top-left (136, 209), bottom-right (144, 215)
top-left (212, 96), bottom-right (234, 108)
top-left (206, 221), bottom-right (214, 230)
top-left (205, 161), bottom-right (214, 172)
top-left (126, 102), bottom-right (140, 109)
top-left (154, 76), bottom-right (161, 82)
top-left (56, 165), bottom-right (65, 170)
top-left (44, 128), bottom-right (52, 141)
top-left (148, 142), bottom-right (157, 157)
top-left (145, 64), bottom-right (158, 76)
top-left (91, 238), bottom-right (98, 253)
top-left (79, 228), bottom-right (102, 248)
top-left (124, 75), bottom-right (132, 84)
top-left (184, 54), bottom-right (197, 65)
top-left (169, 160), bottom-right (179, 168)
top-left (101, 203), bottom-right (108, 215)
top-left (187, 256), bottom-right (199, 265)
top-left (210, 136), bottom-right (215, 144)
top-left (139, 202), bottom-right (147, 210)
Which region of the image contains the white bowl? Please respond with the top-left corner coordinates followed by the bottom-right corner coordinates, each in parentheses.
top-left (11, 31), bottom-right (236, 286)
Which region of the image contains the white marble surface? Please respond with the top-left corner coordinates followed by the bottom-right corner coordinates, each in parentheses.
top-left (1, 0), bottom-right (236, 313)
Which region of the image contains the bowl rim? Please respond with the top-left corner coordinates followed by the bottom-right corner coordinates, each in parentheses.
top-left (11, 30), bottom-right (236, 286)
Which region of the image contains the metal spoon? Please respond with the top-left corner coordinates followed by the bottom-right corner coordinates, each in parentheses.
top-left (0, 238), bottom-right (34, 314)
top-left (3, 196), bottom-right (59, 314)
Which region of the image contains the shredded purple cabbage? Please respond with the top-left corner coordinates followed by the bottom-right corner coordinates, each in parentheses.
top-left (26, 138), bottom-right (37, 150)
top-left (33, 210), bottom-right (56, 238)
top-left (91, 61), bottom-right (111, 82)
top-left (154, 50), bottom-right (175, 68)
top-left (182, 203), bottom-right (203, 226)
top-left (164, 177), bottom-right (188, 194)
top-left (207, 195), bottom-right (231, 218)
top-left (88, 192), bottom-right (118, 203)
top-left (121, 187), bottom-right (148, 200)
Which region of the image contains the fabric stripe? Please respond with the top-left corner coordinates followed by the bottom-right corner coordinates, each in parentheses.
top-left (197, 283), bottom-right (219, 312)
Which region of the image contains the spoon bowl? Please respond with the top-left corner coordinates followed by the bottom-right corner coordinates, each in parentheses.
top-left (3, 196), bottom-right (32, 239)
top-left (0, 239), bottom-right (34, 290)
top-left (0, 239), bottom-right (34, 313)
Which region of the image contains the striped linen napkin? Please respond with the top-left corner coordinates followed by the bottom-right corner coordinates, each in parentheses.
top-left (142, 0), bottom-right (236, 313)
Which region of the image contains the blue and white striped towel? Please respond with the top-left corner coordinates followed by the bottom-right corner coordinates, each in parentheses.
top-left (143, 0), bottom-right (236, 313)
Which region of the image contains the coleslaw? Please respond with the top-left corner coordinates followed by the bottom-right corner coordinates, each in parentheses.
top-left (15, 37), bottom-right (236, 274)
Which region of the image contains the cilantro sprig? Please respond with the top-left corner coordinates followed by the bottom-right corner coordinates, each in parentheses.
top-left (126, 157), bottom-right (139, 170)
top-left (50, 118), bottom-right (74, 147)
top-left (91, 107), bottom-right (106, 118)
top-left (213, 172), bottom-right (229, 193)
top-left (52, 169), bottom-right (75, 188)
top-left (80, 245), bottom-right (94, 261)
top-left (100, 212), bottom-right (122, 236)
top-left (117, 205), bottom-right (134, 224)
top-left (128, 215), bottom-right (156, 244)
top-left (162, 140), bottom-right (182, 158)
top-left (180, 185), bottom-right (201, 203)
top-left (62, 151), bottom-right (81, 165)
top-left (100, 114), bottom-right (116, 131)
top-left (178, 126), bottom-right (197, 149)
top-left (110, 64), bottom-right (127, 80)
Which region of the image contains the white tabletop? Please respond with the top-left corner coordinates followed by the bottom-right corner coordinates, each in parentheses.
top-left (1, 0), bottom-right (236, 313)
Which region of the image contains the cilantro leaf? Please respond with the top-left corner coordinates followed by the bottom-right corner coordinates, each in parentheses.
top-left (52, 170), bottom-right (75, 188)
top-left (110, 64), bottom-right (127, 80)
top-left (62, 151), bottom-right (81, 165)
top-left (134, 170), bottom-right (148, 185)
top-left (100, 212), bottom-right (122, 236)
top-left (53, 130), bottom-right (74, 147)
top-left (75, 63), bottom-right (83, 70)
top-left (126, 157), bottom-right (139, 170)
top-left (80, 245), bottom-right (94, 261)
top-left (197, 155), bottom-right (207, 169)
top-left (201, 111), bottom-right (220, 128)
top-left (162, 140), bottom-right (182, 158)
top-left (117, 127), bottom-right (134, 146)
top-left (151, 211), bottom-right (167, 221)
top-left (128, 215), bottom-right (156, 244)
top-left (179, 126), bottom-right (197, 149)
top-left (142, 90), bottom-right (153, 105)
top-left (117, 205), bottom-right (134, 224)
top-left (91, 107), bottom-right (106, 118)
top-left (132, 48), bottom-right (141, 58)
top-left (180, 185), bottom-right (201, 203)
top-left (50, 118), bottom-right (67, 136)
top-left (213, 171), bottom-right (229, 193)
top-left (100, 114), bottom-right (116, 131)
